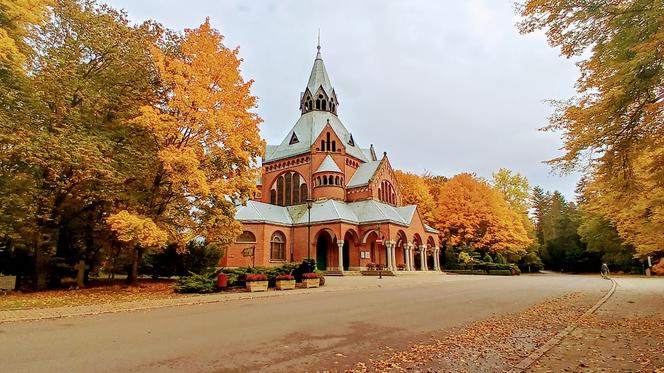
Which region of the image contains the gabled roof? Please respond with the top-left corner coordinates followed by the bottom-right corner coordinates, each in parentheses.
top-left (347, 160), bottom-right (381, 188)
top-left (235, 199), bottom-right (422, 227)
top-left (315, 155), bottom-right (342, 173)
top-left (264, 111), bottom-right (368, 163)
top-left (235, 201), bottom-right (292, 226)
top-left (306, 49), bottom-right (334, 98)
top-left (424, 224), bottom-right (440, 234)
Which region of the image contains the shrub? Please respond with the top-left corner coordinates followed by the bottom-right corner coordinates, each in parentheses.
top-left (302, 272), bottom-right (319, 279)
top-left (495, 253), bottom-right (507, 265)
top-left (175, 272), bottom-right (217, 293)
top-left (276, 274), bottom-right (294, 281)
top-left (458, 252), bottom-right (472, 264)
top-left (483, 253), bottom-right (493, 263)
top-left (245, 273), bottom-right (268, 282)
top-left (487, 269), bottom-right (512, 276)
top-left (366, 262), bottom-right (376, 270)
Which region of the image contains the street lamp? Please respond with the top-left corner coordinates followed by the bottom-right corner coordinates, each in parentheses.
top-left (306, 198), bottom-right (314, 272)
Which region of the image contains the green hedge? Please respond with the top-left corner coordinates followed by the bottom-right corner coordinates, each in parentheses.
top-left (487, 269), bottom-right (512, 276)
top-left (444, 269), bottom-right (487, 275)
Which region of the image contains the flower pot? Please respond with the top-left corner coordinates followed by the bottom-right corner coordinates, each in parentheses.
top-left (302, 278), bottom-right (320, 288)
top-left (217, 273), bottom-right (228, 289)
top-left (276, 279), bottom-right (296, 290)
top-left (246, 280), bottom-right (268, 292)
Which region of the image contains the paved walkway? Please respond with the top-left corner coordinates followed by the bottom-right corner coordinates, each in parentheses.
top-left (0, 272), bottom-right (458, 323)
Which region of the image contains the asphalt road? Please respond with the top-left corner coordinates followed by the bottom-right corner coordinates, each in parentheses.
top-left (1, 273), bottom-right (609, 372)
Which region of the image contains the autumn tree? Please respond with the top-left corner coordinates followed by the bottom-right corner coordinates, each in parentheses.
top-left (435, 173), bottom-right (531, 255)
top-left (578, 211), bottom-right (637, 271)
top-left (394, 170), bottom-right (435, 223)
top-left (114, 19), bottom-right (264, 284)
top-left (518, 0), bottom-right (664, 256)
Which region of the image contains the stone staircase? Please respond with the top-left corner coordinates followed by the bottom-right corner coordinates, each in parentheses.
top-left (323, 270), bottom-right (363, 276)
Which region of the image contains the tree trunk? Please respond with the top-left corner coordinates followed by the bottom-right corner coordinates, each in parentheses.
top-left (127, 246), bottom-right (143, 286)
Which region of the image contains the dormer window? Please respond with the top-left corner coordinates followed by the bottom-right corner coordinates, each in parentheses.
top-left (289, 132), bottom-right (299, 145)
top-left (348, 134), bottom-right (355, 146)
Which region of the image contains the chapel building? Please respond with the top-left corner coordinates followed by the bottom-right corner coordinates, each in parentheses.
top-left (222, 45), bottom-right (442, 274)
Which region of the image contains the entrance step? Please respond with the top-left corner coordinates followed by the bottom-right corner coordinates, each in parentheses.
top-left (324, 270), bottom-right (344, 276)
top-left (341, 271), bottom-right (362, 276)
top-left (360, 270), bottom-right (395, 276)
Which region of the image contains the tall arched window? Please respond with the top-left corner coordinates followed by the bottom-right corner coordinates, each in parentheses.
top-left (270, 171), bottom-right (307, 206)
top-left (270, 231), bottom-right (286, 261)
top-left (292, 173), bottom-right (300, 204)
top-left (332, 140), bottom-right (336, 152)
top-left (300, 183), bottom-right (308, 201)
top-left (326, 132), bottom-right (331, 151)
top-left (285, 173), bottom-right (292, 206)
top-left (276, 176), bottom-right (284, 206)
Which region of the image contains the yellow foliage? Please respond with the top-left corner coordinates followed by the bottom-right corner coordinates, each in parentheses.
top-left (129, 18), bottom-right (263, 247)
top-left (106, 210), bottom-right (167, 249)
top-left (0, 0), bottom-right (51, 67)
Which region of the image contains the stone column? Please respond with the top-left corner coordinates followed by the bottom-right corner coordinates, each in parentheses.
top-left (420, 245), bottom-right (427, 271)
top-left (411, 245), bottom-right (416, 271)
top-left (433, 247), bottom-right (440, 271)
top-left (337, 240), bottom-right (345, 273)
top-left (391, 241), bottom-right (397, 271)
top-left (404, 243), bottom-right (411, 271)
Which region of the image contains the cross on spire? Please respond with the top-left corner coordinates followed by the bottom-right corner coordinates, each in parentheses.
top-left (316, 29), bottom-right (321, 59)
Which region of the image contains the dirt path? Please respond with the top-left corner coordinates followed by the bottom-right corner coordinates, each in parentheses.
top-left (529, 277), bottom-right (664, 373)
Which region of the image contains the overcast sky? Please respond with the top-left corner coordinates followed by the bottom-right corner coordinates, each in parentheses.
top-left (103, 0), bottom-right (581, 199)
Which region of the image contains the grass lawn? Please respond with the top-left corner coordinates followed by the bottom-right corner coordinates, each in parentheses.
top-left (0, 279), bottom-right (188, 311)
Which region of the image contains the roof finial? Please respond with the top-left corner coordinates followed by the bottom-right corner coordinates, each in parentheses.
top-left (316, 29), bottom-right (322, 59)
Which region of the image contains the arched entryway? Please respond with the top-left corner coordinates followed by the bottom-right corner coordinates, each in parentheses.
top-left (413, 234), bottom-right (423, 271)
top-left (363, 230), bottom-right (386, 268)
top-left (343, 229), bottom-right (360, 271)
top-left (427, 237), bottom-right (437, 270)
top-left (396, 230), bottom-right (408, 270)
top-left (316, 230), bottom-right (334, 271)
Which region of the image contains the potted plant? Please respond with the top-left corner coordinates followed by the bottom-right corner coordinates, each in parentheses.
top-left (245, 273), bottom-right (268, 292)
top-left (301, 272), bottom-right (320, 288)
top-left (275, 274), bottom-right (296, 290)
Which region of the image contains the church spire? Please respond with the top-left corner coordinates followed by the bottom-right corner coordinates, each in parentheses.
top-left (300, 36), bottom-right (338, 115)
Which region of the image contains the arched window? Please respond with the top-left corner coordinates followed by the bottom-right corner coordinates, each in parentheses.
top-left (326, 132), bottom-right (331, 151)
top-left (316, 176), bottom-right (321, 186)
top-left (300, 183), bottom-right (308, 201)
top-left (292, 173), bottom-right (300, 204)
top-left (335, 176), bottom-right (340, 185)
top-left (236, 231), bottom-right (256, 243)
top-left (276, 176), bottom-right (284, 206)
top-left (332, 140), bottom-right (336, 152)
top-left (322, 100), bottom-right (327, 110)
top-left (378, 188), bottom-right (382, 201)
top-left (270, 171), bottom-right (306, 206)
top-left (270, 231), bottom-right (286, 261)
top-left (323, 175), bottom-right (328, 185)
top-left (316, 99), bottom-right (320, 109)
top-left (285, 173), bottom-right (292, 206)
top-left (321, 140), bottom-right (325, 151)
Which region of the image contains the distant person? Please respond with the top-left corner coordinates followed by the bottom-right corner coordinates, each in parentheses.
top-left (601, 263), bottom-right (610, 279)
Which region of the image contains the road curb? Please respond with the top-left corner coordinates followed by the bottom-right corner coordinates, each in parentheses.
top-left (509, 277), bottom-right (617, 372)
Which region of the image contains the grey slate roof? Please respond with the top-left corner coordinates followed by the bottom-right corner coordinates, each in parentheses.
top-left (424, 224), bottom-right (440, 234)
top-left (346, 160), bottom-right (381, 188)
top-left (264, 111), bottom-right (368, 163)
top-left (315, 155), bottom-right (342, 173)
top-left (307, 51), bottom-right (334, 98)
top-left (236, 199), bottom-right (422, 228)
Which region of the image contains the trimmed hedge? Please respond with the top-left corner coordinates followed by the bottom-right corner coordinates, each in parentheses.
top-left (487, 269), bottom-right (512, 276)
top-left (445, 269), bottom-right (487, 275)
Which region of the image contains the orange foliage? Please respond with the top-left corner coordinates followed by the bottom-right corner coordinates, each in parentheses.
top-left (394, 170), bottom-right (435, 224)
top-left (435, 173), bottom-right (531, 254)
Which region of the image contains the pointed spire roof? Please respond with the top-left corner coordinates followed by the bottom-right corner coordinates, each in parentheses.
top-left (306, 44), bottom-right (334, 97)
top-left (314, 155), bottom-right (342, 174)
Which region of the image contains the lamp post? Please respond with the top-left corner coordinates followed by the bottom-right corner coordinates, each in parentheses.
top-left (306, 198), bottom-right (314, 272)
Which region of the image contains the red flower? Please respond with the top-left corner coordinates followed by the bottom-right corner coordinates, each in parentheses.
top-left (245, 274), bottom-right (268, 282)
top-left (276, 274), bottom-right (294, 281)
top-left (302, 272), bottom-right (319, 279)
